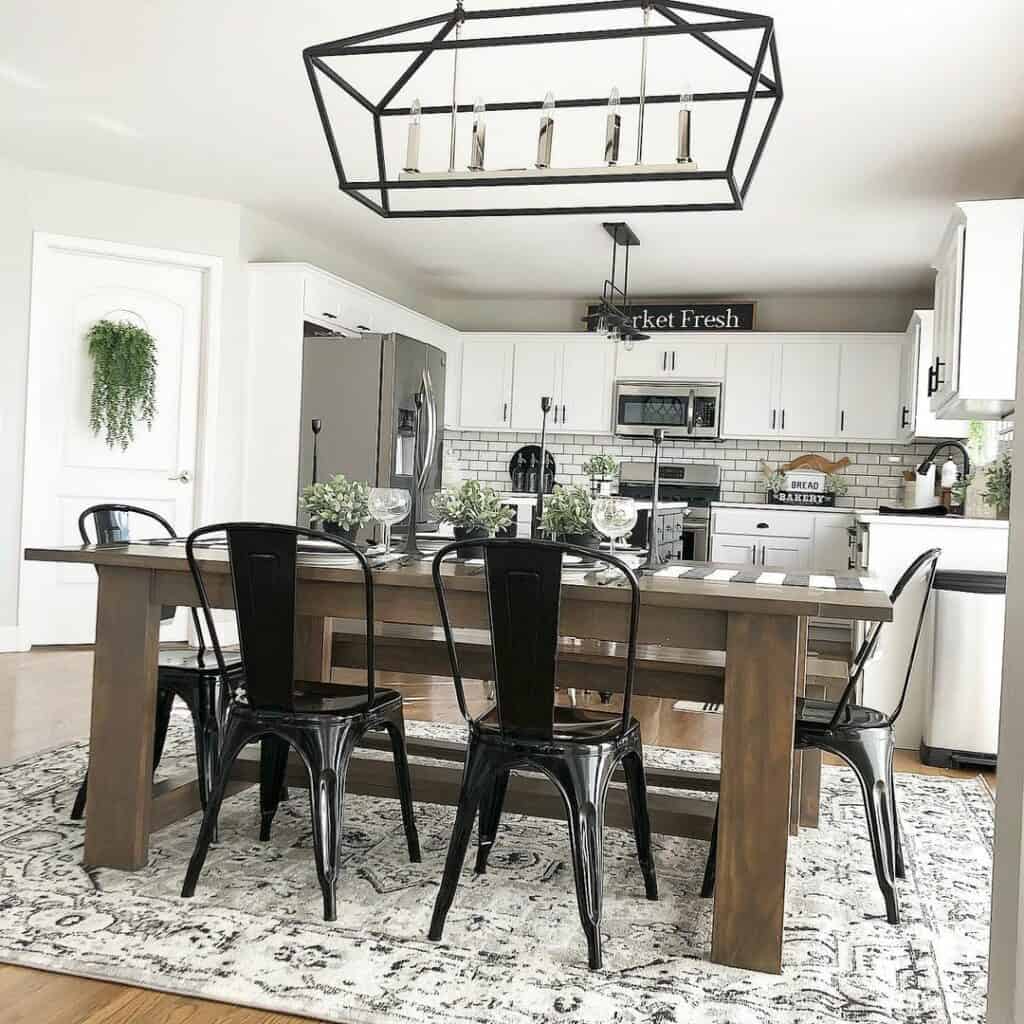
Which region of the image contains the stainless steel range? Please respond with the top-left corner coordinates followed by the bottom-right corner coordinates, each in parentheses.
top-left (617, 462), bottom-right (721, 562)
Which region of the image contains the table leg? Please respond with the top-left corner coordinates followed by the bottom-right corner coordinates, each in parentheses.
top-left (790, 617), bottom-right (809, 836)
top-left (84, 566), bottom-right (161, 870)
top-left (296, 616), bottom-right (332, 681)
top-left (711, 612), bottom-right (802, 974)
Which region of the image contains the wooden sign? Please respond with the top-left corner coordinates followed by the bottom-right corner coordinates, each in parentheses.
top-left (586, 301), bottom-right (756, 332)
top-left (783, 470), bottom-right (826, 493)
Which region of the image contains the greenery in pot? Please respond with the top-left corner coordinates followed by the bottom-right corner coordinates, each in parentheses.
top-left (982, 452), bottom-right (1012, 516)
top-left (582, 453), bottom-right (618, 497)
top-left (299, 474), bottom-right (371, 533)
top-left (825, 472), bottom-right (849, 497)
top-left (430, 480), bottom-right (513, 534)
top-left (87, 319), bottom-right (158, 450)
top-left (541, 485), bottom-right (598, 544)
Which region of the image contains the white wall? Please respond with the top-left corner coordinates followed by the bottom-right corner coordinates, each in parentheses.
top-left (435, 291), bottom-right (933, 334)
top-left (0, 157), bottom-right (440, 643)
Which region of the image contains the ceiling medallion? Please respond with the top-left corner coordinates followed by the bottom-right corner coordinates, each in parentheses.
top-left (303, 0), bottom-right (782, 218)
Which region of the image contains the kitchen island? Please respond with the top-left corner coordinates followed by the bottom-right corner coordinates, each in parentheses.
top-left (24, 542), bottom-right (891, 975)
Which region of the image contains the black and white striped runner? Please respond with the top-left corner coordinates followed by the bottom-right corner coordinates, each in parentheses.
top-left (655, 565), bottom-right (884, 591)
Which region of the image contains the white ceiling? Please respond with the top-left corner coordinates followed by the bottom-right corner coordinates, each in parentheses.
top-left (1, 0), bottom-right (1023, 302)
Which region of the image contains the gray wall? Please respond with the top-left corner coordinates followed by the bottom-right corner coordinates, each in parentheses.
top-left (435, 292), bottom-right (933, 334)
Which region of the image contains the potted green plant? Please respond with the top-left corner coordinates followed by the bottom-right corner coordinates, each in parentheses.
top-left (87, 319), bottom-right (158, 450)
top-left (431, 480), bottom-right (513, 558)
top-left (541, 485), bottom-right (600, 549)
top-left (298, 475), bottom-right (371, 539)
top-left (582, 454), bottom-right (618, 497)
top-left (982, 452), bottom-right (1012, 519)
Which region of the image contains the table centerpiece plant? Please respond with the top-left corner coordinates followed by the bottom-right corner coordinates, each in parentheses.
top-left (299, 474), bottom-right (371, 539)
top-left (581, 454), bottom-right (618, 497)
top-left (431, 480), bottom-right (513, 558)
top-left (540, 484), bottom-right (600, 549)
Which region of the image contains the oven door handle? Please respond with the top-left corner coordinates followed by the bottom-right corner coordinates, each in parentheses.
top-left (687, 388), bottom-right (696, 434)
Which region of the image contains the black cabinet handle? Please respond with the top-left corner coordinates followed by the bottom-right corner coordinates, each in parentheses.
top-left (901, 405), bottom-right (910, 429)
top-left (553, 405), bottom-right (559, 424)
top-left (771, 408), bottom-right (776, 430)
top-left (671, 351), bottom-right (676, 371)
top-left (926, 363), bottom-right (936, 397)
top-left (502, 402), bottom-right (507, 421)
top-left (840, 410), bottom-right (845, 432)
top-left (935, 357), bottom-right (946, 387)
top-left (662, 351), bottom-right (668, 371)
top-left (562, 403), bottom-right (567, 422)
top-left (781, 409), bottom-right (786, 430)
top-left (756, 522), bottom-right (769, 529)
top-left (322, 311), bottom-right (336, 319)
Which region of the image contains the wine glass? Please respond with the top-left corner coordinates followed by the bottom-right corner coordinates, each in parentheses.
top-left (368, 488), bottom-right (411, 561)
top-left (592, 496), bottom-right (638, 559)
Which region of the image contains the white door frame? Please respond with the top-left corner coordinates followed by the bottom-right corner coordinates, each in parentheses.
top-left (17, 232), bottom-right (224, 645)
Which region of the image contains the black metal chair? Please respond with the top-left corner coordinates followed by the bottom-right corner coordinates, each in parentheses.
top-left (702, 547), bottom-right (942, 925)
top-left (71, 504), bottom-right (242, 822)
top-left (427, 537), bottom-right (658, 970)
top-left (180, 523), bottom-right (421, 921)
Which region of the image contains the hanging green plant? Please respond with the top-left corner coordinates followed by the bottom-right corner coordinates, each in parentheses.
top-left (87, 319), bottom-right (158, 449)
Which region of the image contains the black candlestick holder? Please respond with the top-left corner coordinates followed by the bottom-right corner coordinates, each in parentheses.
top-left (533, 396), bottom-right (553, 538)
top-left (401, 389), bottom-right (427, 559)
top-left (641, 428), bottom-right (665, 573)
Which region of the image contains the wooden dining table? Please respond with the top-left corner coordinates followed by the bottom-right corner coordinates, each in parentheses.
top-left (25, 541), bottom-right (891, 975)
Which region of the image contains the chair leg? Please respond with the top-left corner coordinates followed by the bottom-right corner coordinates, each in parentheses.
top-left (888, 751), bottom-right (906, 880)
top-left (822, 731), bottom-right (900, 924)
top-left (559, 760), bottom-right (611, 970)
top-left (701, 805), bottom-right (719, 898)
top-left (429, 741), bottom-right (489, 942)
top-left (475, 767), bottom-right (509, 874)
top-left (382, 716), bottom-right (421, 863)
top-left (259, 735), bottom-right (291, 842)
top-left (294, 724), bottom-right (358, 922)
top-left (620, 749), bottom-right (658, 899)
top-left (181, 714), bottom-right (251, 899)
top-left (71, 687), bottom-right (175, 821)
top-left (191, 680), bottom-right (220, 815)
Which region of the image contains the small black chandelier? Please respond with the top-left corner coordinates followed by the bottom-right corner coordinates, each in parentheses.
top-left (303, 0), bottom-right (782, 218)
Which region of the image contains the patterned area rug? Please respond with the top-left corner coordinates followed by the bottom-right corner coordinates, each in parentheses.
top-left (0, 714), bottom-right (992, 1023)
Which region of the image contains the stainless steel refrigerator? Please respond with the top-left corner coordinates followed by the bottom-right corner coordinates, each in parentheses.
top-left (298, 332), bottom-right (446, 529)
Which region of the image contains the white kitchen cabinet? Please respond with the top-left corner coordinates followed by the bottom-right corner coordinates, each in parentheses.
top-left (459, 340), bottom-right (515, 429)
top-left (837, 340), bottom-right (902, 440)
top-left (711, 536), bottom-right (760, 566)
top-left (778, 341), bottom-right (841, 438)
top-left (303, 271), bottom-right (344, 326)
top-left (559, 342), bottom-right (614, 432)
top-left (712, 507), bottom-right (852, 574)
top-left (510, 342), bottom-right (560, 429)
top-left (901, 310), bottom-right (968, 441)
top-left (615, 338), bottom-right (725, 380)
top-left (761, 537), bottom-right (813, 570)
top-left (812, 513), bottom-right (855, 572)
top-left (721, 342), bottom-right (780, 437)
top-left (929, 200), bottom-right (1024, 419)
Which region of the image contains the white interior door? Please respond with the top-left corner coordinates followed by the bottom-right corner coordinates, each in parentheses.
top-left (21, 238), bottom-right (207, 645)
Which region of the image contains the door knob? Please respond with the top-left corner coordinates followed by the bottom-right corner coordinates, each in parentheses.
top-left (168, 470), bottom-right (192, 483)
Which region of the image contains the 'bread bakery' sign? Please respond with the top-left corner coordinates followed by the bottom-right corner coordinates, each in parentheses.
top-left (586, 301), bottom-right (756, 332)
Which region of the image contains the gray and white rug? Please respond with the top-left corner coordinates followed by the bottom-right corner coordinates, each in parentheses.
top-left (0, 713), bottom-right (992, 1023)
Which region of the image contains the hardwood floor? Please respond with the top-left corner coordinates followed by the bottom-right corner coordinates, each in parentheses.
top-left (0, 647), bottom-right (994, 1023)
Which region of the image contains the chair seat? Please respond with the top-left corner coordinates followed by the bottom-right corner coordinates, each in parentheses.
top-left (245, 681), bottom-right (402, 717)
top-left (158, 648), bottom-right (242, 676)
top-left (475, 704), bottom-right (637, 742)
top-left (797, 696), bottom-right (889, 732)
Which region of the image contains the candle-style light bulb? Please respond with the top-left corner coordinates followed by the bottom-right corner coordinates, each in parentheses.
top-left (536, 90), bottom-right (555, 169)
top-left (677, 83), bottom-right (694, 166)
top-left (404, 97), bottom-right (422, 173)
top-left (605, 86), bottom-right (621, 165)
top-left (469, 96), bottom-right (486, 171)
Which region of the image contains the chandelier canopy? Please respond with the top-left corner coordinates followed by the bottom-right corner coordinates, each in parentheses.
top-left (303, 0), bottom-right (782, 218)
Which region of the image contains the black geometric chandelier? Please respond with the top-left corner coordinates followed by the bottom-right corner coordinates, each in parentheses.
top-left (303, 0), bottom-right (782, 218)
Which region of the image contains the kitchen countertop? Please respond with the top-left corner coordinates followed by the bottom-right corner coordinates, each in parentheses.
top-left (855, 511), bottom-right (1009, 529)
top-left (712, 501), bottom-right (856, 515)
top-left (501, 492), bottom-right (693, 512)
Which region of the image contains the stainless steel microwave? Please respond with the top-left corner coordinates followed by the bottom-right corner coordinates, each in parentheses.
top-left (613, 380), bottom-right (723, 439)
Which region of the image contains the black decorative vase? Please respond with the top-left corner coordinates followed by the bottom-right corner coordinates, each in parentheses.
top-left (453, 526), bottom-right (489, 559)
top-left (322, 522), bottom-right (357, 542)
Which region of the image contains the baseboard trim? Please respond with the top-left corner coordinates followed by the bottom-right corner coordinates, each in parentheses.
top-left (0, 626), bottom-right (30, 653)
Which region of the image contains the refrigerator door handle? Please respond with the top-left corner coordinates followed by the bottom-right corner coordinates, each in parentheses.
top-left (417, 368), bottom-right (437, 494)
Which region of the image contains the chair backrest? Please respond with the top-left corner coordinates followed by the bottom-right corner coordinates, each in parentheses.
top-left (186, 523), bottom-right (375, 711)
top-left (431, 537), bottom-right (641, 739)
top-left (78, 503), bottom-right (180, 629)
top-left (829, 547), bottom-right (942, 730)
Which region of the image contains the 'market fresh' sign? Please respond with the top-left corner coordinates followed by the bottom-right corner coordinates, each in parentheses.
top-left (586, 301), bottom-right (756, 332)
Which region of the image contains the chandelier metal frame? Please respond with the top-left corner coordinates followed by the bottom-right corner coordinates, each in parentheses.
top-left (303, 0), bottom-right (782, 218)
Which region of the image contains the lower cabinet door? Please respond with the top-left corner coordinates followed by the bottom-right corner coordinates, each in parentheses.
top-left (760, 537), bottom-right (812, 571)
top-left (711, 536), bottom-right (760, 565)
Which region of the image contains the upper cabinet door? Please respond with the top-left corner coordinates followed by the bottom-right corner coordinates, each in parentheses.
top-left (510, 342), bottom-right (561, 429)
top-left (930, 222), bottom-right (965, 413)
top-left (459, 341), bottom-right (514, 429)
top-left (897, 323), bottom-right (919, 443)
top-left (837, 340), bottom-right (902, 440)
top-left (778, 342), bottom-right (840, 437)
top-left (721, 342), bottom-right (780, 438)
top-left (615, 338), bottom-right (725, 379)
top-left (303, 272), bottom-right (343, 324)
top-left (559, 342), bottom-right (614, 432)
